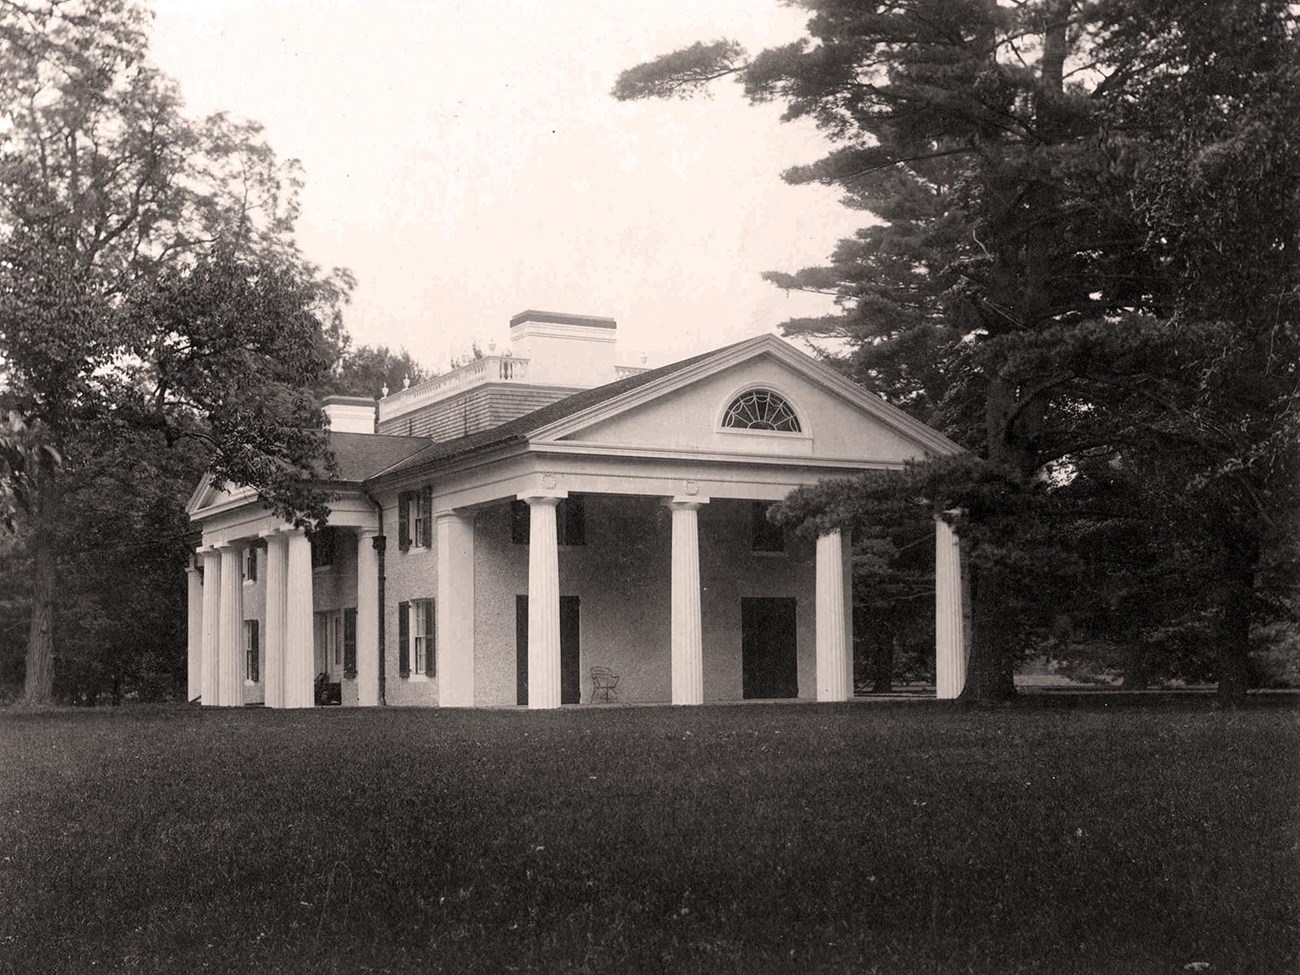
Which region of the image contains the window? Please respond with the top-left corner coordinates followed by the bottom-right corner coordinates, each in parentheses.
top-left (398, 486), bottom-right (433, 552)
top-left (398, 598), bottom-right (436, 678)
top-left (511, 495), bottom-right (585, 546)
top-left (244, 619), bottom-right (260, 683)
top-left (343, 608), bottom-right (357, 679)
top-left (751, 501), bottom-right (785, 554)
top-left (242, 546), bottom-right (258, 583)
top-left (310, 528), bottom-right (337, 569)
top-left (722, 389), bottom-right (801, 432)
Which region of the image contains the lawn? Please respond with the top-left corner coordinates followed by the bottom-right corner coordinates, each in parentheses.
top-left (0, 699), bottom-right (1296, 975)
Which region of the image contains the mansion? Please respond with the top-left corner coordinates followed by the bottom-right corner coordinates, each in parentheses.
top-left (185, 311), bottom-right (970, 709)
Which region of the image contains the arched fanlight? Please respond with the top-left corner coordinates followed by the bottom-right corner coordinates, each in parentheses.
top-left (722, 389), bottom-right (801, 432)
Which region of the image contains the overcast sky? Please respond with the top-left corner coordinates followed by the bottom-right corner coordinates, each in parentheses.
top-left (149, 0), bottom-right (862, 374)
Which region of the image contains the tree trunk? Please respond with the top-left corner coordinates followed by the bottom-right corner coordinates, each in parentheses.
top-left (21, 530), bottom-right (56, 705)
top-left (960, 562), bottom-right (1017, 704)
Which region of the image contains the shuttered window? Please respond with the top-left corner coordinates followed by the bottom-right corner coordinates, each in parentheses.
top-left (342, 608), bottom-right (357, 679)
top-left (398, 487), bottom-right (433, 551)
top-left (398, 600), bottom-right (410, 676)
top-left (244, 619), bottom-right (260, 682)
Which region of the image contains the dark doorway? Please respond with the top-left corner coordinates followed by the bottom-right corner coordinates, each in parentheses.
top-left (516, 595), bottom-right (581, 705)
top-left (741, 597), bottom-right (798, 699)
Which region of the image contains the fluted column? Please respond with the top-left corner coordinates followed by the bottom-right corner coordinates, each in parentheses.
top-left (935, 515), bottom-right (968, 699)
top-left (283, 529), bottom-right (316, 709)
top-left (436, 512), bottom-right (476, 707)
top-left (522, 494), bottom-right (562, 710)
top-left (186, 560), bottom-right (203, 703)
top-left (262, 531), bottom-right (288, 709)
top-left (816, 529), bottom-right (852, 702)
top-left (667, 498), bottom-right (705, 706)
top-left (217, 542), bottom-right (244, 707)
top-left (200, 547), bottom-right (221, 706)
top-left (355, 528), bottom-right (380, 707)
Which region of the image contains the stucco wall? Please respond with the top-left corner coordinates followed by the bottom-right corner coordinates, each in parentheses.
top-left (381, 493), bottom-right (440, 706)
top-left (472, 495), bottom-right (816, 706)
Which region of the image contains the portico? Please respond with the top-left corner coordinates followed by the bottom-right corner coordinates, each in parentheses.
top-left (186, 325), bottom-right (971, 710)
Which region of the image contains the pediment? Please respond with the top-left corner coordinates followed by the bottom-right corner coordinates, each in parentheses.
top-left (528, 335), bottom-right (961, 466)
top-left (184, 476), bottom-right (256, 518)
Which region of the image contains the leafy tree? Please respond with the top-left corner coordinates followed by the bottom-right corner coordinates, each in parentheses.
top-left (617, 0), bottom-right (1298, 702)
top-left (324, 344), bottom-right (432, 401)
top-left (0, 0), bottom-right (349, 704)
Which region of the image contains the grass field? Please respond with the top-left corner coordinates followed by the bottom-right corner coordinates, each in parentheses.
top-left (1, 699), bottom-right (1296, 975)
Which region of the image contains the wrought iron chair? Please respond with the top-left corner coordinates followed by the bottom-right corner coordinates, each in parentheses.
top-left (590, 666), bottom-right (620, 703)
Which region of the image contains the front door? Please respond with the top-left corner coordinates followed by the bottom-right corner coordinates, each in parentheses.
top-left (741, 597), bottom-right (798, 699)
top-left (516, 595), bottom-right (581, 705)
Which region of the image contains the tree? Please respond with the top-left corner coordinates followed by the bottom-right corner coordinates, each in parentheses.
top-left (0, 0), bottom-right (349, 704)
top-left (616, 0), bottom-right (1299, 702)
top-left (324, 344), bottom-right (432, 401)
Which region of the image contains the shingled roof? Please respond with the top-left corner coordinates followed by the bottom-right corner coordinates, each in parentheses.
top-left (324, 430), bottom-right (434, 483)
top-left (370, 338), bottom-right (753, 480)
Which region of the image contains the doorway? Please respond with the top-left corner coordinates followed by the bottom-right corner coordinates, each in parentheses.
top-left (516, 595), bottom-right (581, 705)
top-left (741, 597), bottom-right (798, 699)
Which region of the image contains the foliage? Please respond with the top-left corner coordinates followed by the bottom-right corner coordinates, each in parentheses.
top-left (616, 0), bottom-right (1300, 700)
top-left (323, 343), bottom-right (432, 401)
top-left (0, 0), bottom-right (353, 703)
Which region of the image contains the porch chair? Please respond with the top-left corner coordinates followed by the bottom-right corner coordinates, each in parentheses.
top-left (590, 666), bottom-right (620, 703)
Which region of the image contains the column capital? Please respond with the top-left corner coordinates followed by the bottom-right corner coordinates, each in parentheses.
top-left (258, 526), bottom-right (285, 539)
top-left (355, 525), bottom-right (380, 538)
top-left (517, 492), bottom-right (565, 506)
top-left (665, 496), bottom-right (708, 510)
top-left (215, 540), bottom-right (241, 552)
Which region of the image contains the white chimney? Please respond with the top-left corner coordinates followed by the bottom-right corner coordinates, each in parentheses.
top-left (322, 395), bottom-right (378, 434)
top-left (508, 310), bottom-right (617, 387)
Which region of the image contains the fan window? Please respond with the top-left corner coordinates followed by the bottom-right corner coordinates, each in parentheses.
top-left (722, 390), bottom-right (801, 432)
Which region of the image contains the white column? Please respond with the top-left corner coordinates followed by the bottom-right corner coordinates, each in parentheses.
top-left (522, 493), bottom-right (562, 710)
top-left (666, 498), bottom-right (705, 705)
top-left (262, 531), bottom-right (288, 709)
top-left (283, 529), bottom-right (316, 709)
top-left (217, 543), bottom-right (244, 707)
top-left (186, 560), bottom-right (203, 703)
top-left (935, 515), bottom-right (969, 699)
top-left (842, 530), bottom-right (855, 695)
top-left (816, 529), bottom-right (852, 702)
top-left (355, 528), bottom-right (380, 706)
top-left (200, 547), bottom-right (221, 706)
top-left (436, 511), bottom-right (476, 707)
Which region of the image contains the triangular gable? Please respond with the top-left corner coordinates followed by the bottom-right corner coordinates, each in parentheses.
top-left (526, 334), bottom-right (963, 462)
top-left (184, 476), bottom-right (256, 518)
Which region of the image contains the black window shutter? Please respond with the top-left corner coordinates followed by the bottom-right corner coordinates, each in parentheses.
top-left (247, 548), bottom-right (257, 582)
top-left (343, 608), bottom-right (357, 678)
top-left (249, 620), bottom-right (260, 683)
top-left (419, 486), bottom-right (433, 548)
top-left (398, 601), bottom-right (410, 676)
top-left (398, 492), bottom-right (411, 551)
top-left (511, 499), bottom-right (530, 545)
top-left (425, 600), bottom-right (437, 677)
